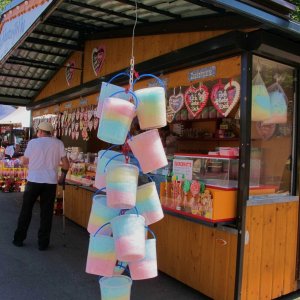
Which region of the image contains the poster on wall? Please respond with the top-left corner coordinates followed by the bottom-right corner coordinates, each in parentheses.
top-left (92, 45), bottom-right (106, 76)
top-left (66, 61), bottom-right (75, 86)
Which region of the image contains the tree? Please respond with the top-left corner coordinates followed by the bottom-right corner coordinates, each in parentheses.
top-left (289, 0), bottom-right (300, 21)
top-left (0, 0), bottom-right (12, 12)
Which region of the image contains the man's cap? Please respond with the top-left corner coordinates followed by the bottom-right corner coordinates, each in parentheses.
top-left (38, 122), bottom-right (53, 133)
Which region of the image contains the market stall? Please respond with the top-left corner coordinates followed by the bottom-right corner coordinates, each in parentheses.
top-left (1, 0), bottom-right (300, 299)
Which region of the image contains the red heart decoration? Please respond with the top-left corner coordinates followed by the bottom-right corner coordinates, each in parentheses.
top-left (65, 61), bottom-right (75, 86)
top-left (169, 93), bottom-right (184, 113)
top-left (92, 46), bottom-right (106, 76)
top-left (211, 80), bottom-right (240, 117)
top-left (184, 85), bottom-right (209, 117)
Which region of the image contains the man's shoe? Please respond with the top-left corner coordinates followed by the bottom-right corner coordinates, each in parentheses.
top-left (38, 245), bottom-right (48, 251)
top-left (12, 240), bottom-right (23, 247)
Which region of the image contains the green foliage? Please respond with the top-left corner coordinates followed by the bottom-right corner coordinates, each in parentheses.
top-left (289, 0), bottom-right (300, 21)
top-left (0, 0), bottom-right (12, 12)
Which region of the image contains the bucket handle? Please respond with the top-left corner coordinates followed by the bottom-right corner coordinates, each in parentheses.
top-left (145, 226), bottom-right (156, 239)
top-left (106, 72), bottom-right (130, 86)
top-left (119, 206), bottom-right (139, 216)
top-left (104, 153), bottom-right (126, 173)
top-left (133, 74), bottom-right (165, 89)
top-left (100, 145), bottom-right (121, 159)
top-left (94, 187), bottom-right (106, 196)
top-left (93, 222), bottom-right (111, 237)
top-left (109, 90), bottom-right (139, 109)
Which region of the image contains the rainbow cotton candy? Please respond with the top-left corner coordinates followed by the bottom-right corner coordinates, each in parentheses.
top-left (111, 214), bottom-right (146, 262)
top-left (99, 276), bottom-right (132, 300)
top-left (135, 87), bottom-right (166, 129)
top-left (127, 129), bottom-right (168, 173)
top-left (135, 182), bottom-right (164, 225)
top-left (129, 239), bottom-right (158, 280)
top-left (94, 150), bottom-right (126, 190)
top-left (87, 195), bottom-right (120, 234)
top-left (97, 97), bottom-right (136, 145)
top-left (106, 164), bottom-right (138, 209)
top-left (86, 235), bottom-right (117, 276)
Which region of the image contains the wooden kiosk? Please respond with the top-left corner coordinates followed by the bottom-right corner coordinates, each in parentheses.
top-left (1, 1), bottom-right (300, 299)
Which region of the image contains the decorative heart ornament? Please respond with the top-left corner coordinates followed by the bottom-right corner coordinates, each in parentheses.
top-left (65, 61), bottom-right (75, 86)
top-left (92, 46), bottom-right (106, 76)
top-left (166, 105), bottom-right (175, 123)
top-left (211, 79), bottom-right (240, 117)
top-left (93, 118), bottom-right (99, 130)
top-left (184, 84), bottom-right (209, 117)
top-left (169, 92), bottom-right (184, 113)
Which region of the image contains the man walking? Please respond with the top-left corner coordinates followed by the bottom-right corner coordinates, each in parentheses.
top-left (13, 121), bottom-right (69, 250)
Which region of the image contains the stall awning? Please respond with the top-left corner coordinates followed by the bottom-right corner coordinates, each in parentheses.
top-left (0, 0), bottom-right (299, 107)
top-left (0, 106), bottom-right (31, 127)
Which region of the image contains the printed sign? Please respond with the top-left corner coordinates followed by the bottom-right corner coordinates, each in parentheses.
top-left (188, 66), bottom-right (216, 81)
top-left (92, 45), bottom-right (105, 76)
top-left (0, 1), bottom-right (53, 62)
top-left (173, 159), bottom-right (193, 180)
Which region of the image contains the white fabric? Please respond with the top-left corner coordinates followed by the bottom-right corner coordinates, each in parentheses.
top-left (5, 145), bottom-right (14, 158)
top-left (24, 137), bottom-right (66, 184)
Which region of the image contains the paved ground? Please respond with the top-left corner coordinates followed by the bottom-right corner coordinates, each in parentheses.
top-left (1, 192), bottom-right (300, 300)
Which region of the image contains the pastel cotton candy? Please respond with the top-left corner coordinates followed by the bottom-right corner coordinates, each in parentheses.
top-left (128, 129), bottom-right (168, 173)
top-left (252, 84), bottom-right (271, 121)
top-left (106, 164), bottom-right (138, 209)
top-left (86, 235), bottom-right (116, 276)
top-left (111, 214), bottom-right (146, 262)
top-left (99, 276), bottom-right (132, 300)
top-left (94, 150), bottom-right (126, 190)
top-left (135, 182), bottom-right (164, 225)
top-left (129, 239), bottom-right (158, 280)
top-left (97, 97), bottom-right (136, 145)
top-left (87, 195), bottom-right (120, 234)
top-left (135, 87), bottom-right (166, 129)
top-left (263, 91), bottom-right (287, 124)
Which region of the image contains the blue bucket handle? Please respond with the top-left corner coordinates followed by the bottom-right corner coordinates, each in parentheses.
top-left (104, 153), bottom-right (125, 173)
top-left (100, 145), bottom-right (120, 159)
top-left (145, 226), bottom-right (156, 239)
top-left (106, 72), bottom-right (130, 86)
top-left (94, 187), bottom-right (106, 196)
top-left (93, 221), bottom-right (111, 237)
top-left (119, 206), bottom-right (139, 216)
top-left (109, 90), bottom-right (139, 109)
top-left (133, 74), bottom-right (165, 89)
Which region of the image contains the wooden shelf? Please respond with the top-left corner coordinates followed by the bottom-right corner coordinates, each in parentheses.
top-left (178, 137), bottom-right (239, 142)
top-left (171, 118), bottom-right (222, 124)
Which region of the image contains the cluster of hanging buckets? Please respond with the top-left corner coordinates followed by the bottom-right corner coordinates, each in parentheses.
top-left (86, 73), bottom-right (168, 299)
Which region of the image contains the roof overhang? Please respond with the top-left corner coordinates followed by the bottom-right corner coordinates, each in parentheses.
top-left (0, 0), bottom-right (299, 107)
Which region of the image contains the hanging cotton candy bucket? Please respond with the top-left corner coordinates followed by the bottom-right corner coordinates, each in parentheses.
top-left (85, 224), bottom-right (117, 277)
top-left (87, 194), bottom-right (120, 235)
top-left (134, 74), bottom-right (166, 130)
top-left (128, 227), bottom-right (158, 280)
top-left (128, 129), bottom-right (168, 173)
top-left (99, 275), bottom-right (132, 300)
top-left (96, 73), bottom-right (130, 118)
top-left (94, 149), bottom-right (126, 189)
top-left (135, 181), bottom-right (164, 225)
top-left (111, 214), bottom-right (146, 262)
top-left (97, 90), bottom-right (138, 145)
top-left (106, 164), bottom-right (139, 209)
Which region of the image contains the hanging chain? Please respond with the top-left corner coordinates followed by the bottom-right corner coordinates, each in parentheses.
top-left (129, 0), bottom-right (138, 91)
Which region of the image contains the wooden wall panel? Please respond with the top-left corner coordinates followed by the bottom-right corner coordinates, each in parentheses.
top-left (151, 215), bottom-right (237, 300)
top-left (241, 201), bottom-right (298, 300)
top-left (83, 31), bottom-right (227, 83)
top-left (35, 51), bottom-right (83, 101)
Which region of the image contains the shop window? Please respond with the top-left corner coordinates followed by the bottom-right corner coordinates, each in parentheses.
top-left (250, 55), bottom-right (295, 195)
